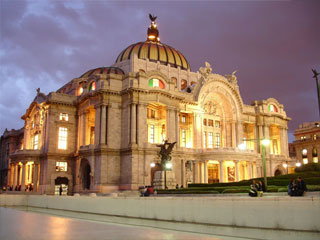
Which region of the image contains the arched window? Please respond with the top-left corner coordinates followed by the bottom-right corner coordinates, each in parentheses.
top-left (89, 82), bottom-right (96, 92)
top-left (302, 149), bottom-right (308, 164)
top-left (268, 104), bottom-right (278, 112)
top-left (148, 78), bottom-right (164, 89)
top-left (181, 79), bottom-right (187, 90)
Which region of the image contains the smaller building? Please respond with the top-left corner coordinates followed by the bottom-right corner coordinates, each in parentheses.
top-left (0, 128), bottom-right (24, 188)
top-left (292, 121), bottom-right (320, 165)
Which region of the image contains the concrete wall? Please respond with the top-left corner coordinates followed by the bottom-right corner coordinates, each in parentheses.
top-left (1, 194), bottom-right (319, 240)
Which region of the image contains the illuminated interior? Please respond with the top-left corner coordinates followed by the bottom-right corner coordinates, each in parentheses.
top-left (243, 123), bottom-right (255, 150)
top-left (85, 108), bottom-right (96, 145)
top-left (58, 127), bottom-right (68, 150)
top-left (269, 125), bottom-right (281, 155)
top-left (147, 103), bottom-right (167, 144)
top-left (88, 81), bottom-right (96, 92)
top-left (179, 112), bottom-right (193, 148)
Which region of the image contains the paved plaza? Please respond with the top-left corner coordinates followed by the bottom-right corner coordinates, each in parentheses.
top-left (0, 207), bottom-right (246, 240)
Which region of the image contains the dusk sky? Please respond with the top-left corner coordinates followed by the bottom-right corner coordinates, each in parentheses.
top-left (1, 0), bottom-right (319, 142)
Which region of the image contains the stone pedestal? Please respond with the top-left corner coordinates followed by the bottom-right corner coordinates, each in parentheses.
top-left (153, 171), bottom-right (176, 189)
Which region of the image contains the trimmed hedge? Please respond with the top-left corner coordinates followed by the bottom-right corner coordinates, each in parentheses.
top-left (157, 189), bottom-right (219, 194)
top-left (295, 163), bottom-right (320, 172)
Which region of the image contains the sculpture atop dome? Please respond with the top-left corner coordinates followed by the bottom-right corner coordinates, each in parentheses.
top-left (147, 14), bottom-right (160, 42)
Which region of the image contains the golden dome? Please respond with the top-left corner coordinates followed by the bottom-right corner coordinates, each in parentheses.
top-left (115, 42), bottom-right (190, 70)
top-left (115, 14), bottom-right (190, 71)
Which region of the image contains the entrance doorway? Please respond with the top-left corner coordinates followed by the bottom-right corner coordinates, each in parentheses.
top-left (151, 163), bottom-right (162, 185)
top-left (80, 159), bottom-right (91, 190)
top-left (207, 160), bottom-right (219, 183)
top-left (54, 177), bottom-right (68, 195)
top-left (274, 169), bottom-right (282, 176)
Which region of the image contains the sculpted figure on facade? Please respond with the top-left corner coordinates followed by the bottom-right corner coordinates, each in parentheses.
top-left (199, 62), bottom-right (212, 80)
top-left (204, 101), bottom-right (217, 115)
top-left (185, 161), bottom-right (193, 183)
top-left (225, 70), bottom-right (238, 85)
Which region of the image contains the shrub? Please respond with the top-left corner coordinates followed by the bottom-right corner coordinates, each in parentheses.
top-left (266, 187), bottom-right (278, 192)
top-left (278, 187), bottom-right (288, 192)
top-left (295, 163), bottom-right (320, 172)
top-left (306, 185), bottom-right (320, 191)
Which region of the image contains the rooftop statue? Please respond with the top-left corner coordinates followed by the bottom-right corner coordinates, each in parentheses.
top-left (199, 62), bottom-right (212, 79)
top-left (225, 70), bottom-right (238, 85)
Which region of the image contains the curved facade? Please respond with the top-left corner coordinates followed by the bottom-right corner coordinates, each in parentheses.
top-left (1, 16), bottom-right (294, 194)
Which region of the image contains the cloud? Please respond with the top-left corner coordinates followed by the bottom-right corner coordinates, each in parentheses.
top-left (0, 0), bottom-right (319, 141)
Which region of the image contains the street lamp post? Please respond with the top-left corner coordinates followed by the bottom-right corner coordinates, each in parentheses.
top-left (312, 69), bottom-right (320, 118)
top-left (239, 138), bottom-right (270, 190)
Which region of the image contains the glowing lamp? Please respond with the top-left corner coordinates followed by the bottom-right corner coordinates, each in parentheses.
top-left (165, 162), bottom-right (172, 169)
top-left (296, 162), bottom-right (301, 167)
top-left (238, 143), bottom-right (246, 150)
top-left (150, 162), bottom-right (155, 168)
top-left (303, 159), bottom-right (308, 164)
top-left (261, 139), bottom-right (270, 146)
top-left (282, 163), bottom-right (288, 168)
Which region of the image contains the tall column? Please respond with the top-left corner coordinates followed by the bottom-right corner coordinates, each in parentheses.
top-left (204, 160), bottom-right (208, 183)
top-left (175, 110), bottom-right (180, 147)
top-left (264, 125), bottom-right (270, 156)
top-left (94, 105), bottom-right (101, 145)
top-left (248, 162), bottom-right (253, 179)
top-left (235, 160), bottom-right (239, 182)
top-left (181, 160), bottom-right (185, 187)
top-left (219, 160), bottom-right (224, 183)
top-left (254, 163), bottom-right (258, 178)
top-left (21, 162), bottom-right (27, 191)
top-left (236, 121), bottom-right (243, 147)
top-left (199, 162), bottom-right (203, 183)
top-left (194, 162), bottom-right (199, 183)
top-left (138, 104), bottom-right (148, 147)
top-left (232, 122), bottom-right (236, 148)
top-left (81, 111), bottom-right (86, 146)
top-left (100, 105), bottom-right (107, 144)
top-left (131, 103), bottom-right (136, 144)
top-left (13, 164), bottom-right (17, 188)
top-left (7, 164), bottom-right (12, 186)
top-left (33, 163), bottom-right (39, 192)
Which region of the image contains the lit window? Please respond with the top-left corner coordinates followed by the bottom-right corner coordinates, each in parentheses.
top-left (313, 157), bottom-right (318, 163)
top-left (203, 131), bottom-right (206, 148)
top-left (149, 125), bottom-right (155, 143)
top-left (58, 127), bottom-right (68, 150)
top-left (215, 121), bottom-right (220, 128)
top-left (32, 121), bottom-right (35, 129)
top-left (181, 80), bottom-right (187, 90)
top-left (33, 134), bottom-right (39, 150)
top-left (208, 132), bottom-right (213, 148)
top-left (303, 158), bottom-right (308, 164)
top-left (59, 113), bottom-right (69, 121)
top-left (182, 129), bottom-right (186, 147)
top-left (181, 116), bottom-right (186, 123)
top-left (302, 149), bottom-right (307, 156)
top-left (208, 120), bottom-right (213, 127)
top-left (148, 78), bottom-right (164, 89)
top-left (314, 135), bottom-right (317, 140)
top-left (215, 133), bottom-right (221, 147)
top-left (203, 119), bottom-right (207, 126)
top-left (56, 162), bottom-right (67, 171)
top-left (268, 104), bottom-right (278, 112)
top-left (79, 87), bottom-right (83, 95)
top-left (89, 82), bottom-right (96, 91)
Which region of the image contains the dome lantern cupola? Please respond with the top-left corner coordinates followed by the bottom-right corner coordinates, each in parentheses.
top-left (115, 14), bottom-right (190, 70)
top-left (147, 14), bottom-right (160, 42)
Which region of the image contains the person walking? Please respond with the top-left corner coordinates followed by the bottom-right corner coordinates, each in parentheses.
top-left (59, 185), bottom-right (63, 196)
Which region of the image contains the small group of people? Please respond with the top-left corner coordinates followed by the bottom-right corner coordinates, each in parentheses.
top-left (288, 177), bottom-right (307, 196)
top-left (139, 185), bottom-right (156, 197)
top-left (249, 180), bottom-right (266, 197)
top-left (3, 184), bottom-right (33, 192)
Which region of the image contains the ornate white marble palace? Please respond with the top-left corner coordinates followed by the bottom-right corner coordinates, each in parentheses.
top-left (4, 15), bottom-right (293, 194)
